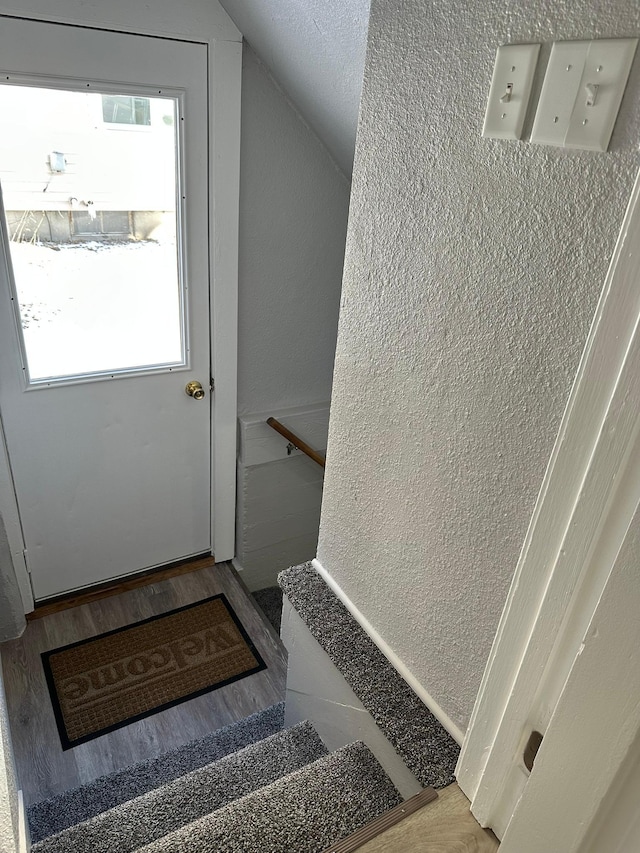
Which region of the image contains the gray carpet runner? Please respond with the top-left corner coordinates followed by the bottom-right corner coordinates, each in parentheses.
top-left (136, 741), bottom-right (402, 853)
top-left (279, 562), bottom-right (460, 788)
top-left (28, 702), bottom-right (285, 843)
top-left (32, 721), bottom-right (328, 853)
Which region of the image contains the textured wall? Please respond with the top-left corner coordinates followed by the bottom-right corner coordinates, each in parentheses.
top-left (219, 0), bottom-right (371, 175)
top-left (237, 46), bottom-right (350, 415)
top-left (318, 0), bottom-right (640, 730)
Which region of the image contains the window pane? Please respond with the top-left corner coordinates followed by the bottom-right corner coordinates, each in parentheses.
top-left (0, 84), bottom-right (183, 382)
top-left (102, 94), bottom-right (151, 126)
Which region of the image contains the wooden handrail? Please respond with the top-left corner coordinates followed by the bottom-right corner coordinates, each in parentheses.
top-left (266, 417), bottom-right (326, 469)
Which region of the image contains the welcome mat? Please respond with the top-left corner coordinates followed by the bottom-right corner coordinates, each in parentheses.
top-left (42, 594), bottom-right (267, 750)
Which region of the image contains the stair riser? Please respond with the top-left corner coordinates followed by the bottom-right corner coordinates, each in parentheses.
top-left (136, 742), bottom-right (401, 853)
top-left (32, 722), bottom-right (327, 853)
top-left (28, 702), bottom-right (285, 843)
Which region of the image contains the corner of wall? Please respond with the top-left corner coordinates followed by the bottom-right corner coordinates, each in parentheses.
top-left (311, 558), bottom-right (465, 746)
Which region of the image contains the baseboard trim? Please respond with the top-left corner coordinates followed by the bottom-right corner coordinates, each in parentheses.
top-left (311, 558), bottom-right (465, 745)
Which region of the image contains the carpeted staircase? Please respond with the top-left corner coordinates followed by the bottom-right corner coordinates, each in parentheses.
top-left (27, 704), bottom-right (402, 853)
top-left (27, 563), bottom-right (460, 851)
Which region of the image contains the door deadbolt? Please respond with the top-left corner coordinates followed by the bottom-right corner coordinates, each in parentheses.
top-left (185, 380), bottom-right (206, 400)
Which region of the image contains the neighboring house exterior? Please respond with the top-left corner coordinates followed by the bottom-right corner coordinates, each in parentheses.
top-left (0, 86), bottom-right (176, 241)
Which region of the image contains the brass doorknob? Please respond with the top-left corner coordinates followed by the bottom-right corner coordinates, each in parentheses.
top-left (185, 380), bottom-right (205, 400)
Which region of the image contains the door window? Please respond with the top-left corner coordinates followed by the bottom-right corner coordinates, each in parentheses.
top-left (0, 83), bottom-right (185, 384)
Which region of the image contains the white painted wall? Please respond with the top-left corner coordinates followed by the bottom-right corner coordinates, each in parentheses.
top-left (317, 0), bottom-right (640, 732)
top-left (236, 404), bottom-right (329, 590)
top-left (237, 47), bottom-right (350, 417)
top-left (236, 454), bottom-right (325, 590)
top-left (219, 0), bottom-right (371, 176)
top-left (234, 48), bottom-right (350, 588)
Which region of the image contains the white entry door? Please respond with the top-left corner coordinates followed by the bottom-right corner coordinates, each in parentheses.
top-left (0, 18), bottom-right (212, 599)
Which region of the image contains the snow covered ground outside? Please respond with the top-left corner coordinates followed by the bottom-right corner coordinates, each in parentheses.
top-left (7, 240), bottom-right (183, 381)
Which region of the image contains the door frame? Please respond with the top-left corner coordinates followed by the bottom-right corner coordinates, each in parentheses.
top-left (497, 489), bottom-right (640, 853)
top-left (456, 167), bottom-right (640, 838)
top-left (0, 3), bottom-right (242, 613)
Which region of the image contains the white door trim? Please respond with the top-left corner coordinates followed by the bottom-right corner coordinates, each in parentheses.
top-left (209, 38), bottom-right (241, 564)
top-left (498, 485), bottom-right (640, 853)
top-left (0, 2), bottom-right (242, 609)
top-left (456, 167), bottom-right (640, 836)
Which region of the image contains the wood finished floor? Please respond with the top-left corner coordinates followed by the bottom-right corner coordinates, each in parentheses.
top-left (353, 784), bottom-right (499, 852)
top-left (0, 562), bottom-right (287, 806)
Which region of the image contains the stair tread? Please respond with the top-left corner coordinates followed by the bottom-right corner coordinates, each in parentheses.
top-left (279, 563), bottom-right (459, 788)
top-left (28, 702), bottom-right (285, 843)
top-left (136, 741), bottom-right (402, 853)
top-left (32, 720), bottom-right (327, 853)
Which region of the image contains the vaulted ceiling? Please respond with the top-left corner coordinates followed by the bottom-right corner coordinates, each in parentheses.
top-left (218, 0), bottom-right (371, 177)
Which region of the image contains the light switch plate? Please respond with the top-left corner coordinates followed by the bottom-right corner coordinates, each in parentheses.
top-left (532, 38), bottom-right (638, 151)
top-left (483, 43), bottom-right (540, 140)
top-left (530, 41), bottom-right (589, 146)
top-left (566, 38), bottom-right (638, 151)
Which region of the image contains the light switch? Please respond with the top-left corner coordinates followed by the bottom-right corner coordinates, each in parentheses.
top-left (483, 44), bottom-right (540, 140)
top-left (532, 38), bottom-right (638, 151)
